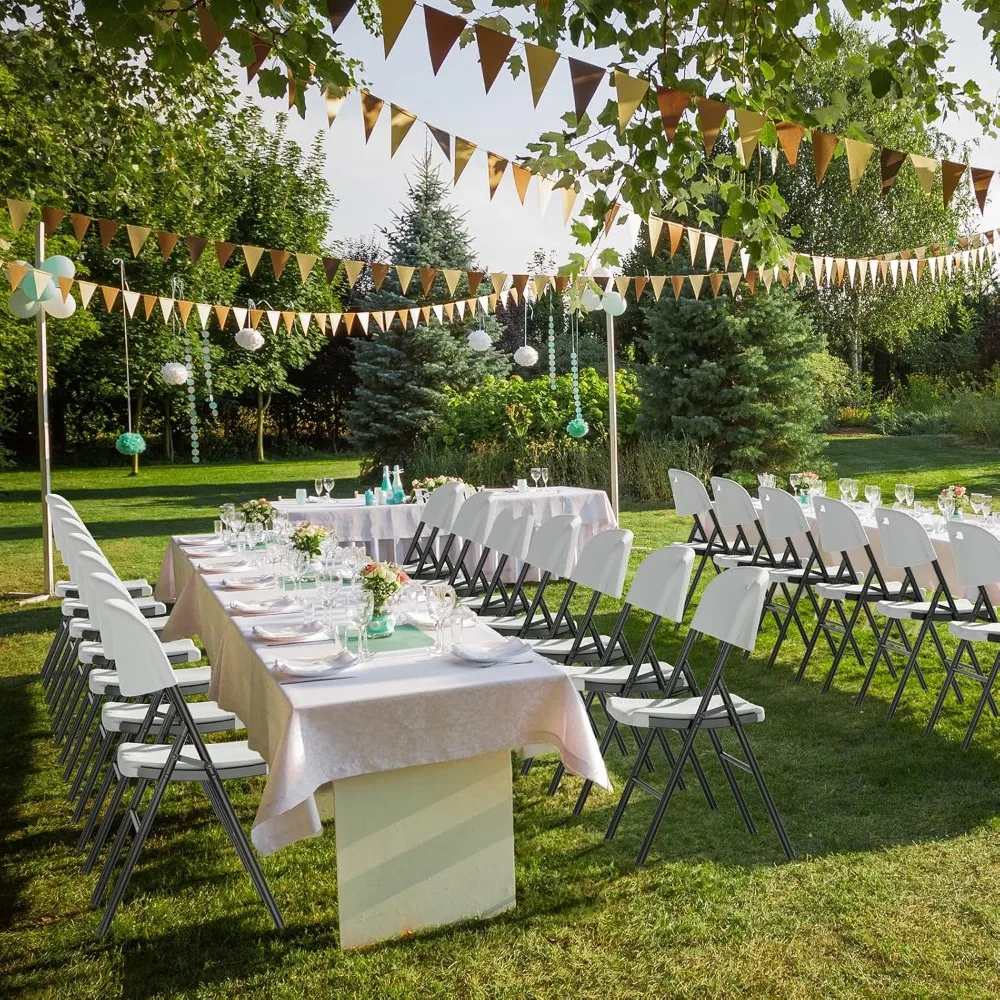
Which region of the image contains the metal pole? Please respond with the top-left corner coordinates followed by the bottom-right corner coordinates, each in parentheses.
top-left (35, 220), bottom-right (54, 596)
top-left (605, 310), bottom-right (619, 523)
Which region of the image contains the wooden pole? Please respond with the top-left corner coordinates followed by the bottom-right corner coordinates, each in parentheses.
top-left (605, 310), bottom-right (619, 523)
top-left (35, 220), bottom-right (54, 596)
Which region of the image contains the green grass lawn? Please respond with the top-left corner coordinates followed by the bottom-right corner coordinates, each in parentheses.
top-left (4, 436), bottom-right (1000, 998)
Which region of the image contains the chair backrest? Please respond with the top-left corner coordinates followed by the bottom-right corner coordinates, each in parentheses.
top-left (669, 469), bottom-right (712, 517)
top-left (569, 528), bottom-right (634, 599)
top-left (524, 514), bottom-right (582, 578)
top-left (947, 520), bottom-right (1000, 588)
top-left (62, 530), bottom-right (106, 584)
top-left (624, 544), bottom-right (695, 622)
top-left (46, 493), bottom-right (76, 518)
top-left (814, 495), bottom-right (868, 553)
top-left (758, 486), bottom-right (809, 540)
top-left (486, 510), bottom-right (533, 561)
top-left (101, 598), bottom-right (179, 697)
top-left (710, 476), bottom-right (757, 529)
top-left (691, 565), bottom-right (769, 652)
top-left (875, 507), bottom-right (936, 569)
top-left (422, 481), bottom-right (467, 531)
top-left (85, 569), bottom-right (138, 658)
top-left (52, 511), bottom-right (92, 559)
top-left (73, 549), bottom-right (120, 622)
top-left (449, 491), bottom-right (496, 545)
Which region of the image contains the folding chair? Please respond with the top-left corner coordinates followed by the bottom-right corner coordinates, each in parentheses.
top-left (443, 492), bottom-right (497, 594)
top-left (669, 469), bottom-right (727, 619)
top-left (710, 477), bottom-right (774, 571)
top-left (604, 566), bottom-right (795, 864)
top-left (400, 481), bottom-right (466, 579)
top-left (88, 597), bottom-right (283, 938)
top-left (463, 511), bottom-right (535, 617)
top-left (857, 508), bottom-right (975, 715)
top-left (925, 521), bottom-right (1000, 749)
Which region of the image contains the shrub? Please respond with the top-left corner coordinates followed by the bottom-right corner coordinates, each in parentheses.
top-left (806, 351), bottom-right (853, 426)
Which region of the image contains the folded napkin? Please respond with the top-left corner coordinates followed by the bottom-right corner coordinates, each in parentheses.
top-left (252, 619), bottom-right (327, 644)
top-left (451, 636), bottom-right (535, 666)
top-left (271, 649), bottom-right (359, 682)
top-left (178, 535), bottom-right (224, 547)
top-left (221, 573), bottom-right (276, 590)
top-left (230, 595), bottom-right (300, 615)
top-left (184, 546), bottom-right (229, 557)
top-left (197, 557), bottom-right (249, 573)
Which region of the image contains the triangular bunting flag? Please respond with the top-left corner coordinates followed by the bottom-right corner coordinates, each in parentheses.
top-left (568, 58), bottom-right (604, 121)
top-left (6, 198), bottom-right (32, 232)
top-left (735, 109), bottom-right (766, 165)
top-left (491, 273), bottom-right (507, 295)
top-left (396, 264), bottom-right (415, 293)
top-left (424, 5), bottom-right (465, 75)
top-left (361, 91), bottom-right (384, 142)
top-left (379, 0), bottom-right (415, 56)
top-left (157, 231), bottom-right (180, 260)
top-left (972, 167), bottom-right (994, 214)
top-left (634, 276), bottom-right (648, 299)
top-left (177, 300), bottom-right (194, 325)
top-left (455, 137), bottom-right (477, 183)
top-left (648, 215), bottom-right (664, 255)
top-left (41, 207), bottom-right (66, 235)
top-left (142, 293), bottom-right (158, 319)
top-left (54, 275), bottom-right (71, 301)
top-left (249, 308), bottom-right (263, 328)
top-left (689, 274), bottom-right (705, 299)
top-left (432, 303), bottom-right (444, 323)
top-left (487, 152), bottom-right (508, 199)
top-left (511, 274), bottom-right (529, 297)
top-left (760, 269), bottom-right (773, 292)
top-left (100, 285), bottom-right (120, 311)
top-left (670, 275), bottom-right (684, 299)
top-left (280, 310), bottom-right (294, 331)
top-left (467, 271), bottom-right (485, 296)
top-left (428, 124), bottom-right (451, 161)
top-left (198, 5), bottom-right (224, 54)
top-left (78, 280), bottom-right (98, 308)
top-left (270, 249), bottom-right (291, 279)
top-left (649, 275), bottom-right (666, 300)
top-left (656, 88), bottom-right (690, 141)
top-left (614, 275), bottom-right (630, 297)
top-left (216, 241), bottom-right (237, 267)
top-left (324, 86), bottom-right (348, 127)
top-left (242, 245), bottom-right (265, 276)
top-left (880, 149), bottom-right (906, 195)
top-left (266, 310), bottom-right (281, 333)
top-left (561, 187), bottom-right (578, 225)
top-left (390, 105), bottom-right (417, 156)
top-left (721, 237), bottom-right (736, 269)
top-left (158, 296), bottom-right (175, 322)
top-left (295, 253), bottom-right (318, 281)
top-left (812, 131), bottom-right (839, 185)
top-left (708, 273), bottom-right (724, 296)
top-left (98, 219), bottom-right (120, 248)
top-left (246, 33), bottom-right (271, 82)
top-left (776, 121), bottom-right (804, 167)
top-left (703, 232), bottom-right (719, 268)
top-left (125, 224), bottom-right (150, 256)
top-left (214, 304), bottom-right (231, 329)
top-left (323, 256), bottom-right (341, 281)
top-left (196, 303), bottom-right (212, 329)
top-left (604, 202), bottom-right (620, 236)
top-left (728, 272), bottom-right (742, 295)
top-left (298, 312), bottom-right (312, 332)
top-left (615, 70), bottom-right (649, 132)
top-left (525, 43), bottom-right (560, 107)
top-left (6, 261), bottom-right (28, 290)
top-left (343, 260), bottom-right (365, 288)
top-left (419, 267), bottom-right (437, 295)
top-left (696, 98), bottom-right (729, 156)
top-left (686, 227), bottom-right (702, 265)
top-left (354, 311), bottom-right (370, 334)
top-left (667, 221), bottom-right (683, 257)
top-left (942, 160), bottom-right (966, 207)
top-left (512, 163), bottom-right (532, 204)
top-left (70, 213), bottom-right (92, 241)
top-left (909, 153), bottom-right (937, 196)
top-left (442, 268), bottom-right (461, 295)
top-left (476, 25), bottom-right (515, 94)
top-left (370, 262), bottom-right (390, 291)
top-left (122, 290), bottom-right (140, 317)
top-left (745, 271), bottom-right (758, 294)
top-left (372, 310), bottom-right (386, 332)
top-left (186, 235), bottom-right (208, 265)
top-left (844, 138), bottom-right (874, 193)
top-left (326, 0), bottom-right (357, 33)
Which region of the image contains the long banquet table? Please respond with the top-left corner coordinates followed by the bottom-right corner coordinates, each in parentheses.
top-left (155, 537), bottom-right (609, 949)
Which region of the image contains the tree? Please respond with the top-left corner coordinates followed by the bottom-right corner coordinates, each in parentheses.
top-left (347, 150), bottom-right (509, 468)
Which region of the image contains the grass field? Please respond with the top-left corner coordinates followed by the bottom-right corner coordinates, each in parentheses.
top-left (4, 436), bottom-right (1000, 998)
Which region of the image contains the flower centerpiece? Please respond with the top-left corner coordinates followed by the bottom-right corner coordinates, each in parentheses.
top-left (359, 561), bottom-right (409, 637)
top-left (939, 485), bottom-right (967, 518)
top-left (798, 471), bottom-right (820, 494)
top-left (290, 523), bottom-right (328, 558)
top-left (240, 498), bottom-right (273, 525)
top-left (411, 474), bottom-right (464, 498)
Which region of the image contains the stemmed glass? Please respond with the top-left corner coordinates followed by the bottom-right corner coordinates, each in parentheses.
top-left (314, 478), bottom-right (324, 498)
top-left (838, 478), bottom-right (853, 502)
top-left (530, 467), bottom-right (541, 489)
top-left (903, 484), bottom-right (914, 508)
top-left (847, 479), bottom-right (859, 502)
top-left (318, 574), bottom-right (343, 644)
top-left (390, 580), bottom-right (425, 623)
top-left (323, 476), bottom-right (335, 498)
top-left (229, 510), bottom-right (246, 532)
top-left (541, 467), bottom-right (549, 488)
top-left (894, 484), bottom-right (907, 507)
top-left (344, 588), bottom-right (375, 660)
top-left (971, 493), bottom-right (986, 517)
top-left (288, 550), bottom-right (311, 592)
top-left (789, 473), bottom-right (802, 495)
top-left (219, 503), bottom-right (235, 532)
top-left (937, 494), bottom-right (955, 519)
top-left (757, 473), bottom-right (776, 488)
top-left (864, 484), bottom-right (881, 510)
top-left (425, 583), bottom-right (458, 653)
top-left (809, 480), bottom-right (826, 498)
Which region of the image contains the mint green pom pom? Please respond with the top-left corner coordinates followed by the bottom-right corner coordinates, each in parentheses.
top-left (566, 417), bottom-right (589, 439)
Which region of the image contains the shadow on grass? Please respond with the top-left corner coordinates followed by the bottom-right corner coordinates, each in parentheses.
top-left (0, 602), bottom-right (62, 640)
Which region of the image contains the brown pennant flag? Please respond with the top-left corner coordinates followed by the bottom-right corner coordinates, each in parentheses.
top-left (475, 25), bottom-right (515, 94)
top-left (615, 71), bottom-right (648, 132)
top-left (6, 261), bottom-right (28, 290)
top-left (561, 187), bottom-right (578, 225)
top-left (343, 260), bottom-right (365, 288)
top-left (361, 92), bottom-right (384, 142)
top-left (844, 138), bottom-right (874, 193)
top-left (721, 237), bottom-right (736, 269)
top-left (428, 124), bottom-right (451, 161)
top-left (216, 241), bottom-right (237, 267)
top-left (186, 235), bottom-right (208, 265)
top-left (512, 163), bottom-right (532, 204)
top-left (777, 268), bottom-right (790, 290)
top-left (198, 6), bottom-right (224, 54)
top-left (126, 224), bottom-right (150, 256)
top-left (880, 149), bottom-right (906, 195)
top-left (467, 271), bottom-right (485, 296)
top-left (379, 0), bottom-right (415, 56)
top-left (667, 221), bottom-right (683, 257)
top-left (327, 0), bottom-right (357, 33)
top-left (281, 310), bottom-right (294, 331)
top-left (295, 253), bottom-right (318, 281)
top-left (323, 256), bottom-right (341, 281)
top-left (242, 245), bottom-right (265, 276)
top-left (776, 121), bottom-right (804, 167)
top-left (735, 109), bottom-right (766, 165)
top-left (419, 267), bottom-right (437, 295)
top-left (746, 271), bottom-right (758, 294)
top-left (811, 131), bottom-right (839, 185)
top-left (525, 43), bottom-right (560, 107)
top-left (78, 280), bottom-right (98, 308)
top-left (670, 275), bottom-right (684, 299)
top-left (41, 207), bottom-right (66, 235)
top-left (648, 215), bottom-right (664, 255)
top-left (554, 274), bottom-right (571, 294)
top-left (604, 202), bottom-right (620, 236)
top-left (98, 219), bottom-right (120, 248)
top-left (491, 272), bottom-right (507, 295)
top-left (246, 33), bottom-right (271, 82)
top-left (487, 153), bottom-right (508, 199)
top-left (157, 232), bottom-right (180, 260)
top-left (370, 262), bottom-right (390, 291)
top-left (70, 213), bottom-right (92, 241)
top-left (696, 99), bottom-right (729, 156)
top-left (270, 249), bottom-right (292, 279)
top-left (909, 153), bottom-right (937, 195)
top-left (142, 293), bottom-right (157, 319)
top-left (972, 167), bottom-right (994, 214)
top-left (324, 86), bottom-right (348, 127)
top-left (177, 300), bottom-right (194, 325)
top-left (649, 274), bottom-right (666, 300)
top-left (569, 58), bottom-right (604, 120)
top-left (396, 264), bottom-right (415, 293)
top-left (390, 105), bottom-right (417, 157)
top-left (100, 284), bottom-right (120, 311)
top-left (942, 160), bottom-right (966, 207)
top-left (656, 88), bottom-right (690, 141)
top-left (442, 269), bottom-right (462, 295)
top-left (6, 198), bottom-right (32, 231)
top-left (424, 5), bottom-right (465, 74)
top-left (689, 274), bottom-right (706, 300)
top-left (215, 304), bottom-right (231, 329)
top-left (455, 137), bottom-right (477, 184)
top-left (634, 276), bottom-right (648, 299)
top-left (709, 273), bottom-right (725, 297)
top-left (511, 274), bottom-right (530, 297)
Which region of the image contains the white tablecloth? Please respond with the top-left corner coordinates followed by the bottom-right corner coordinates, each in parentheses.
top-left (156, 538), bottom-right (610, 855)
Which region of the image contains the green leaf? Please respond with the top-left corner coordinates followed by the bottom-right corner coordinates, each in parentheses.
top-left (869, 67), bottom-right (893, 98)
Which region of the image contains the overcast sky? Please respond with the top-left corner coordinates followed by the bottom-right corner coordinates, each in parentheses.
top-left (251, 0), bottom-right (1000, 272)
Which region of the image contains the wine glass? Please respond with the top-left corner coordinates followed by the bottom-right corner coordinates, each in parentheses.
top-left (390, 580), bottom-right (425, 623)
top-left (847, 479), bottom-right (859, 502)
top-left (425, 583), bottom-right (458, 653)
top-left (229, 510), bottom-right (246, 532)
top-left (937, 494), bottom-right (955, 519)
top-left (894, 484), bottom-right (907, 507)
top-left (903, 484), bottom-right (914, 508)
top-left (289, 550), bottom-right (311, 591)
top-left (541, 467), bottom-right (549, 488)
top-left (810, 480), bottom-right (826, 497)
top-left (323, 476), bottom-right (335, 497)
top-left (864, 485), bottom-right (881, 509)
top-left (318, 575), bottom-right (343, 644)
top-left (757, 473), bottom-right (775, 488)
top-left (345, 587), bottom-right (375, 660)
top-left (971, 493), bottom-right (985, 516)
top-left (530, 467), bottom-right (541, 489)
top-left (983, 495), bottom-right (993, 520)
top-left (838, 478), bottom-right (853, 501)
top-left (789, 473), bottom-right (802, 494)
top-left (314, 478), bottom-right (324, 498)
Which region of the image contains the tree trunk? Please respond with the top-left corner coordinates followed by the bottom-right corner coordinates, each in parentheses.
top-left (131, 452), bottom-right (139, 476)
top-left (164, 398), bottom-right (174, 462)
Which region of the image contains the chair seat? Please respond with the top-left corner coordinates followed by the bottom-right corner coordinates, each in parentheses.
top-left (70, 615), bottom-right (169, 640)
top-left (876, 598), bottom-right (975, 621)
top-left (949, 620), bottom-right (1000, 643)
top-left (561, 661), bottom-right (677, 693)
top-left (57, 578), bottom-right (152, 600)
top-left (62, 596), bottom-right (165, 619)
top-left (606, 693), bottom-right (765, 730)
top-left (488, 615), bottom-right (554, 634)
top-left (89, 662), bottom-right (211, 696)
top-left (117, 739), bottom-right (266, 781)
top-left (713, 552), bottom-right (760, 570)
top-left (526, 635), bottom-right (616, 663)
top-left (814, 579), bottom-right (907, 602)
top-left (674, 540), bottom-right (720, 554)
top-left (81, 637), bottom-right (201, 668)
top-left (766, 564), bottom-right (841, 583)
top-left (102, 699), bottom-right (242, 734)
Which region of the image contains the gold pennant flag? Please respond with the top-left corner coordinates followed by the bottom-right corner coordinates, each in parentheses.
top-left (56, 275), bottom-right (73, 301)
top-left (361, 91), bottom-right (385, 142)
top-left (370, 262), bottom-right (390, 291)
top-left (709, 273), bottom-right (725, 296)
top-left (122, 290), bottom-right (141, 318)
top-left (317, 312), bottom-right (332, 333)
top-left (761, 269), bottom-right (773, 292)
top-left (295, 253), bottom-right (318, 281)
top-left (614, 275), bottom-right (630, 297)
top-left (487, 152), bottom-right (508, 200)
top-left (735, 109), bottom-right (766, 165)
top-left (534, 274), bottom-right (551, 298)
top-left (396, 264), bottom-right (415, 293)
top-left (467, 271), bottom-right (485, 296)
top-left (561, 187), bottom-right (578, 226)
top-left (70, 213), bottom-right (92, 241)
top-left (6, 198), bottom-right (32, 232)
top-left (270, 249), bottom-right (292, 279)
top-left (41, 207), bottom-right (66, 235)
top-left (656, 87), bottom-right (690, 141)
top-left (615, 70), bottom-right (649, 132)
top-left (689, 274), bottom-right (705, 300)
top-left (6, 261), bottom-right (28, 290)
top-left (249, 308), bottom-right (264, 328)
top-left (100, 285), bottom-right (120, 311)
top-left (442, 268), bottom-right (461, 295)
top-left (604, 202), bottom-right (620, 236)
top-left (142, 293), bottom-right (157, 319)
top-left (491, 272), bottom-right (507, 295)
top-left (568, 57), bottom-right (604, 121)
top-left (177, 300), bottom-right (194, 325)
top-left (525, 43), bottom-right (559, 107)
top-left (687, 227), bottom-right (702, 265)
top-left (390, 105), bottom-right (417, 156)
top-left (187, 235), bottom-right (208, 265)
top-left (909, 153), bottom-right (937, 195)
top-left (424, 5), bottom-right (465, 75)
top-left (372, 310), bottom-right (387, 333)
top-left (476, 25), bottom-right (515, 94)
top-left (667, 221), bottom-right (683, 257)
top-left (648, 215), bottom-right (664, 255)
top-left (157, 232), bottom-right (180, 260)
top-left (703, 232), bottom-right (719, 268)
top-left (158, 296), bottom-right (175, 323)
top-left (811, 131), bottom-right (839, 185)
top-left (324, 86), bottom-right (348, 127)
top-left (379, 0), bottom-right (415, 56)
top-left (455, 137), bottom-right (477, 184)
top-left (670, 275), bottom-right (684, 299)
top-left (512, 163), bottom-right (532, 204)
top-left (343, 259), bottom-right (365, 288)
top-left (214, 304), bottom-right (230, 329)
top-left (634, 275), bottom-right (648, 299)
top-left (98, 219), bottom-right (120, 248)
top-left (126, 224), bottom-right (150, 256)
top-left (280, 310), bottom-right (294, 331)
top-left (242, 245), bottom-right (265, 276)
top-left (776, 121), bottom-right (804, 167)
top-left (419, 267), bottom-right (437, 295)
top-left (78, 280), bottom-right (98, 308)
top-left (696, 98), bottom-right (729, 156)
top-left (880, 149), bottom-right (906, 196)
top-left (972, 167), bottom-right (994, 215)
top-left (443, 302), bottom-right (455, 321)
top-left (649, 275), bottom-right (666, 300)
top-left (721, 237), bottom-right (736, 269)
top-left (216, 241), bottom-right (237, 267)
top-left (728, 272), bottom-right (742, 295)
top-left (428, 124), bottom-right (451, 161)
top-left (844, 138), bottom-right (874, 193)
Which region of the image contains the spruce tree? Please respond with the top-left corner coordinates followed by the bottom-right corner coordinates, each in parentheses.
top-left (348, 149), bottom-right (509, 469)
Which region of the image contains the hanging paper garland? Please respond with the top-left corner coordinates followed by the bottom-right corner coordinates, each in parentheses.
top-left (514, 292), bottom-right (538, 367)
top-left (548, 296), bottom-right (559, 390)
top-left (201, 327), bottom-right (217, 417)
top-left (112, 258), bottom-right (146, 460)
top-left (566, 308), bottom-right (588, 438)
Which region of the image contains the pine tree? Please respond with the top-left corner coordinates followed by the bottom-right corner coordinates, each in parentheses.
top-left (347, 149), bottom-right (509, 470)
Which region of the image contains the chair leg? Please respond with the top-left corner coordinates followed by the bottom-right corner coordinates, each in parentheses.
top-left (77, 754), bottom-right (121, 853)
top-left (885, 618), bottom-right (936, 719)
top-left (704, 730), bottom-right (756, 835)
top-left (90, 776), bottom-right (151, 906)
top-left (728, 722), bottom-right (795, 859)
top-left (71, 729), bottom-right (114, 823)
top-left (84, 770), bottom-right (137, 874)
top-left (961, 653), bottom-right (1000, 751)
top-left (605, 727), bottom-right (657, 843)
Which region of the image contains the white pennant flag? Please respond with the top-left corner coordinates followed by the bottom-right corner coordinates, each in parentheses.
top-left (537, 176), bottom-right (555, 216)
top-left (908, 258), bottom-right (918, 284)
top-left (266, 310), bottom-right (281, 333)
top-left (868, 259), bottom-right (879, 286)
top-left (739, 249), bottom-right (751, 276)
top-left (232, 306), bottom-right (248, 329)
top-left (703, 232), bottom-right (719, 268)
top-left (847, 259), bottom-right (858, 287)
top-left (824, 255), bottom-right (835, 286)
top-left (298, 311), bottom-right (312, 332)
top-left (123, 290), bottom-right (141, 317)
top-left (432, 303), bottom-right (444, 323)
top-left (196, 303), bottom-right (212, 329)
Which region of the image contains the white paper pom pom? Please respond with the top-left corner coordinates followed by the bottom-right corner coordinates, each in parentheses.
top-left (580, 286), bottom-right (603, 312)
top-left (467, 328), bottom-right (492, 352)
top-left (514, 345), bottom-right (539, 367)
top-left (235, 327), bottom-right (265, 351)
top-left (160, 362), bottom-right (190, 385)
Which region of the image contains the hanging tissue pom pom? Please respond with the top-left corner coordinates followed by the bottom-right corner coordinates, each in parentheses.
top-left (467, 328), bottom-right (492, 352)
top-left (160, 362), bottom-right (190, 386)
top-left (566, 417), bottom-right (589, 439)
top-left (115, 432), bottom-right (147, 456)
top-left (513, 345), bottom-right (539, 367)
top-left (235, 327), bottom-right (265, 351)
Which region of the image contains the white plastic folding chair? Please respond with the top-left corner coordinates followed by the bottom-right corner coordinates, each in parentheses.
top-left (462, 511), bottom-right (535, 617)
top-left (400, 481), bottom-right (466, 579)
top-left (710, 477), bottom-right (774, 571)
top-left (87, 598), bottom-right (282, 939)
top-left (604, 566), bottom-right (795, 863)
top-left (443, 491), bottom-right (497, 594)
top-left (925, 521), bottom-right (1000, 749)
top-left (669, 469), bottom-right (726, 617)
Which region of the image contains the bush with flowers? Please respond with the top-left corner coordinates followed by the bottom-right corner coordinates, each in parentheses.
top-left (290, 523), bottom-right (328, 557)
top-left (360, 561), bottom-right (409, 615)
top-left (240, 498), bottom-right (273, 525)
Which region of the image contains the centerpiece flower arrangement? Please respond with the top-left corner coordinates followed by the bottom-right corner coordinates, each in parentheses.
top-left (240, 498), bottom-right (273, 525)
top-left (411, 474), bottom-right (464, 493)
top-left (798, 471), bottom-right (820, 494)
top-left (360, 561), bottom-right (409, 616)
top-left (290, 523), bottom-right (328, 557)
top-left (939, 485), bottom-right (967, 509)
